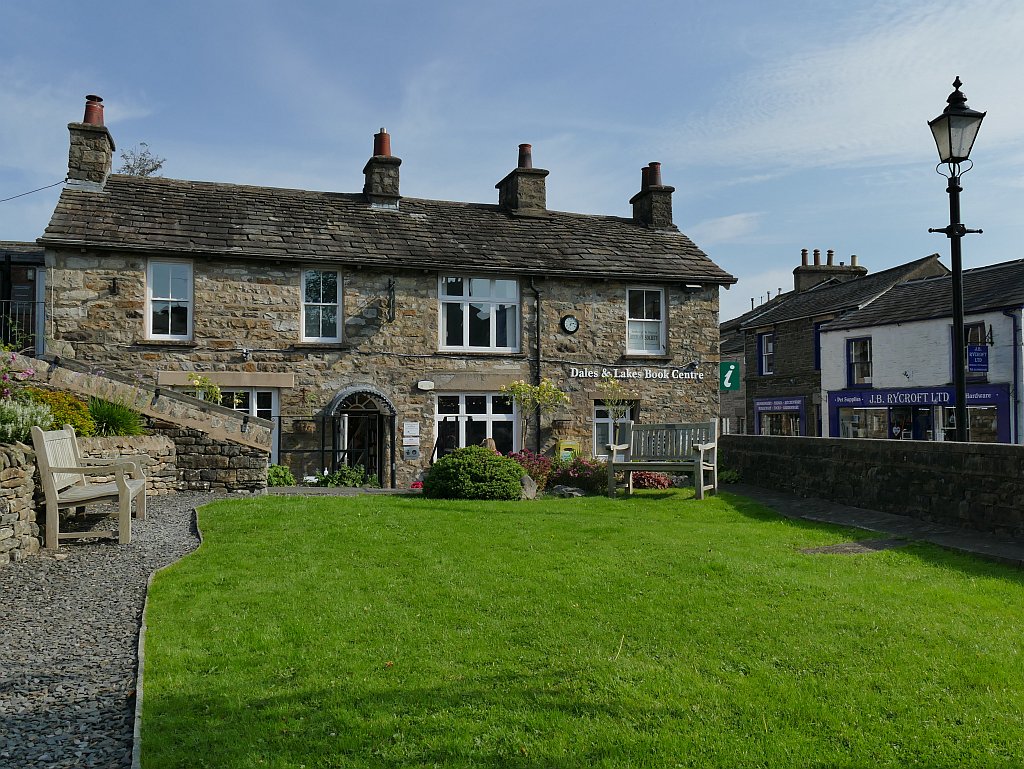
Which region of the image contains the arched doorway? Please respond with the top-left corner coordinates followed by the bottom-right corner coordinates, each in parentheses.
top-left (325, 385), bottom-right (397, 488)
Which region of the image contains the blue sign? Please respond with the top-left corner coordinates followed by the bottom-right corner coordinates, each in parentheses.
top-left (967, 345), bottom-right (988, 373)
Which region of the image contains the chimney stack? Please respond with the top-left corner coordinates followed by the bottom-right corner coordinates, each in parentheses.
top-left (363, 128), bottom-right (401, 208)
top-left (793, 247), bottom-right (868, 292)
top-left (630, 161), bottom-right (675, 228)
top-left (496, 143), bottom-right (549, 216)
top-left (67, 94), bottom-right (115, 190)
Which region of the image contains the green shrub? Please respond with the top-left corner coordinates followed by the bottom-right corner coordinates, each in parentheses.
top-left (548, 454), bottom-right (608, 495)
top-left (89, 398), bottom-right (145, 436)
top-left (719, 468), bottom-right (742, 484)
top-left (267, 464), bottom-right (297, 487)
top-left (0, 399), bottom-right (53, 444)
top-left (23, 388), bottom-right (96, 437)
top-left (423, 446), bottom-right (525, 500)
top-left (308, 464), bottom-right (378, 488)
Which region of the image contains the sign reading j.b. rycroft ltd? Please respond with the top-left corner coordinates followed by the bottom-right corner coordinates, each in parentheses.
top-left (568, 366), bottom-right (704, 381)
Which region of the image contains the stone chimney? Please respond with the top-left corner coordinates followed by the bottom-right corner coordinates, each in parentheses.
top-left (629, 162), bottom-right (674, 228)
top-left (496, 144), bottom-right (549, 216)
top-left (67, 95), bottom-right (115, 190)
top-left (793, 247), bottom-right (868, 292)
top-left (362, 128), bottom-right (401, 209)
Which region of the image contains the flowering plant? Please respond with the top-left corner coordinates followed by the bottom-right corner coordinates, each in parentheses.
top-left (630, 471), bottom-right (672, 489)
top-left (508, 448), bottom-right (554, 491)
top-left (548, 454), bottom-right (607, 495)
top-left (499, 378), bottom-right (569, 448)
top-left (410, 480), bottom-right (424, 489)
top-left (1, 351), bottom-right (34, 398)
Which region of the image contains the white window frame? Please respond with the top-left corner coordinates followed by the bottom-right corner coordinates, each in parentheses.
top-left (301, 268), bottom-right (342, 343)
top-left (434, 393), bottom-right (518, 454)
top-left (220, 387), bottom-right (280, 464)
top-left (438, 276), bottom-right (520, 352)
top-left (146, 259), bottom-right (193, 341)
top-left (626, 287), bottom-right (666, 355)
top-left (593, 401), bottom-right (635, 460)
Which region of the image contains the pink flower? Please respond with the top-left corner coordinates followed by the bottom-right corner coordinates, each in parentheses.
top-left (410, 481), bottom-right (423, 489)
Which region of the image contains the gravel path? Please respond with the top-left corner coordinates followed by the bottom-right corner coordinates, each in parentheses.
top-left (0, 492), bottom-right (222, 769)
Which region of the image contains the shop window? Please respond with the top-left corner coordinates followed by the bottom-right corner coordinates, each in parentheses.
top-left (759, 412), bottom-right (799, 436)
top-left (846, 337), bottom-right (872, 386)
top-left (439, 277), bottom-right (519, 352)
top-left (941, 405), bottom-right (999, 443)
top-left (302, 269), bottom-right (341, 342)
top-left (147, 260), bottom-right (192, 340)
top-left (626, 288), bottom-right (665, 355)
top-left (434, 393), bottom-right (517, 456)
top-left (838, 407), bottom-right (887, 439)
top-left (593, 401), bottom-right (635, 459)
top-left (758, 332), bottom-right (774, 375)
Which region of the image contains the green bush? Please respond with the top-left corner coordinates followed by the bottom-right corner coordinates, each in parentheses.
top-left (423, 445), bottom-right (525, 501)
top-left (307, 464), bottom-right (378, 488)
top-left (0, 399), bottom-right (53, 444)
top-left (89, 398), bottom-right (145, 436)
top-left (267, 464), bottom-right (297, 487)
top-left (23, 388), bottom-right (96, 437)
top-left (719, 468), bottom-right (742, 484)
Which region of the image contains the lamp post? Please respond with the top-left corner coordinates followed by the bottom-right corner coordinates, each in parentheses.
top-left (928, 77), bottom-right (985, 442)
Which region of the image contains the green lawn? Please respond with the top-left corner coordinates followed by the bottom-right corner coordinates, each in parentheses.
top-left (141, 491), bottom-right (1024, 768)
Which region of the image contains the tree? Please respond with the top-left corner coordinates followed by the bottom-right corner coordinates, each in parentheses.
top-left (597, 375), bottom-right (632, 458)
top-left (117, 142), bottom-right (165, 176)
top-left (499, 378), bottom-right (569, 450)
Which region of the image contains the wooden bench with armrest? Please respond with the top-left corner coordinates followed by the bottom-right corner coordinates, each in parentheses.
top-left (606, 421), bottom-right (718, 499)
top-left (31, 424), bottom-right (149, 550)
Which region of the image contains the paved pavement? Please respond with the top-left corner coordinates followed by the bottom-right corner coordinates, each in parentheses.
top-left (727, 483), bottom-right (1024, 569)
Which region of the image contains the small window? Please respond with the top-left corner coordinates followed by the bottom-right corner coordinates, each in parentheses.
top-left (813, 322), bottom-right (826, 371)
top-left (847, 337), bottom-right (872, 386)
top-left (220, 388), bottom-right (280, 464)
top-left (302, 269), bottom-right (341, 342)
top-left (147, 260), bottom-right (193, 340)
top-left (758, 332), bottom-right (774, 375)
top-left (626, 288), bottom-right (665, 355)
top-left (439, 276), bottom-right (520, 352)
top-left (594, 401), bottom-right (635, 459)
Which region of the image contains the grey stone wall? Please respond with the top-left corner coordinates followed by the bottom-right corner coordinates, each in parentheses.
top-left (47, 249), bottom-right (722, 486)
top-left (0, 444), bottom-right (39, 565)
top-left (67, 123), bottom-right (114, 185)
top-left (77, 434), bottom-right (178, 494)
top-left (720, 434), bottom-right (1024, 537)
top-left (150, 424), bottom-right (269, 493)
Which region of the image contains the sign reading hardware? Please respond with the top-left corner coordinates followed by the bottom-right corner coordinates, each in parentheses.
top-left (568, 366), bottom-right (704, 381)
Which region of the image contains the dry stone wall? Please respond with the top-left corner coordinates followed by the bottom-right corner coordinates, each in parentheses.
top-left (77, 434), bottom-right (177, 494)
top-left (0, 444), bottom-right (39, 565)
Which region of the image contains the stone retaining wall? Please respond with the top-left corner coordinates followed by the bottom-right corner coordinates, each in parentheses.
top-left (77, 434), bottom-right (178, 495)
top-left (150, 424), bottom-right (269, 494)
top-left (0, 444), bottom-right (39, 565)
top-left (720, 435), bottom-right (1024, 537)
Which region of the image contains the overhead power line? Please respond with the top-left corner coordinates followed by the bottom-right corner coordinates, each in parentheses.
top-left (0, 178), bottom-right (67, 204)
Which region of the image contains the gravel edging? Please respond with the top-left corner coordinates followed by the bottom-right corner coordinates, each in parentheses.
top-left (0, 492), bottom-right (221, 769)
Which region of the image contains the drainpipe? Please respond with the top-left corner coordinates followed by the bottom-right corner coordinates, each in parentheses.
top-left (1003, 307), bottom-right (1021, 443)
top-left (529, 277), bottom-right (542, 453)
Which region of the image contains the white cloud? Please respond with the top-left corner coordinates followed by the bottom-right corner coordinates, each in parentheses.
top-left (688, 212), bottom-right (765, 246)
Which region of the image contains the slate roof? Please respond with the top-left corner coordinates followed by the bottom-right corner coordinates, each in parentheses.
top-left (38, 175), bottom-right (736, 285)
top-left (0, 241), bottom-right (45, 263)
top-left (824, 259), bottom-right (1024, 331)
top-left (739, 255), bottom-right (947, 329)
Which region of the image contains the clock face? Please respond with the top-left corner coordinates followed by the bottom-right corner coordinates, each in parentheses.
top-left (561, 314), bottom-right (579, 334)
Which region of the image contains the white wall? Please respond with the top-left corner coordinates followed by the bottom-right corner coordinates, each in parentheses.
top-left (820, 309), bottom-right (1023, 440)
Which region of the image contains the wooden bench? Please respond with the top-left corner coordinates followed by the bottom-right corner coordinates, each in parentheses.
top-left (31, 424), bottom-right (149, 550)
top-left (606, 421), bottom-right (718, 499)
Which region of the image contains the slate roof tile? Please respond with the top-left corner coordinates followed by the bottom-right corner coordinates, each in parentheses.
top-left (39, 175), bottom-right (735, 284)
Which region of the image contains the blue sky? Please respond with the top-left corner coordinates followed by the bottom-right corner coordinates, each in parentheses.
top-left (2, 0), bottom-right (1023, 320)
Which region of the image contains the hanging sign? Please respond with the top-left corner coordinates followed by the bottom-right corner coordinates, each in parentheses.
top-left (719, 361), bottom-right (741, 391)
top-left (967, 345), bottom-right (988, 373)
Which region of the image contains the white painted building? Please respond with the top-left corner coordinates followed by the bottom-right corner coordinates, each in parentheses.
top-left (819, 261), bottom-right (1024, 443)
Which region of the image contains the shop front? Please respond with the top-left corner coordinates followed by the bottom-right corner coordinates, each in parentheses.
top-left (754, 396), bottom-right (806, 436)
top-left (827, 384), bottom-right (1010, 443)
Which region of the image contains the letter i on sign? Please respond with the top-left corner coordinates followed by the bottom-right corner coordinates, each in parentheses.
top-left (720, 361), bottom-right (741, 391)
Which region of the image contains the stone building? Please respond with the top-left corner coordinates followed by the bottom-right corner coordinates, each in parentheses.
top-left (38, 96), bottom-right (735, 487)
top-left (724, 250), bottom-right (946, 435)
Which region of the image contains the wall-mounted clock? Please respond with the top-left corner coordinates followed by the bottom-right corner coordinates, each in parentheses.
top-left (560, 314), bottom-right (580, 334)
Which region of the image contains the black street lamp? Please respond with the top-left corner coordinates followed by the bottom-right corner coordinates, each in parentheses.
top-left (928, 77), bottom-right (986, 442)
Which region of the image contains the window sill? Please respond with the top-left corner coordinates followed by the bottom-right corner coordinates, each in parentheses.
top-left (622, 352), bottom-right (671, 361)
top-left (438, 349), bottom-right (526, 357)
top-left (294, 342), bottom-right (351, 350)
top-left (136, 339), bottom-right (197, 348)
